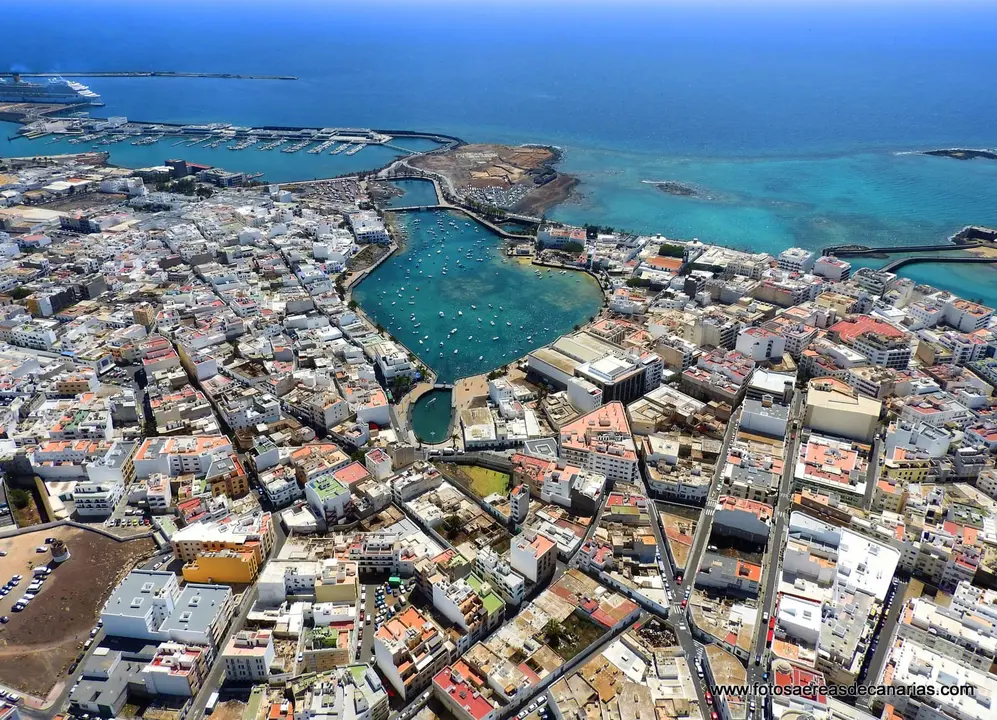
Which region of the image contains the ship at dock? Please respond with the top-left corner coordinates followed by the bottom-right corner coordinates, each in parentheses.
top-left (0, 75), bottom-right (103, 105)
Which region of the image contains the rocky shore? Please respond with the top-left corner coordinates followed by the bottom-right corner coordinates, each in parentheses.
top-left (922, 148), bottom-right (997, 161)
top-left (642, 179), bottom-right (701, 197)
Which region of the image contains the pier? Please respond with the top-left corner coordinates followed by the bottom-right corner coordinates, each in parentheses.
top-left (823, 226), bottom-right (997, 258)
top-left (822, 242), bottom-right (976, 257)
top-left (0, 71), bottom-right (297, 81)
top-left (880, 255), bottom-right (997, 273)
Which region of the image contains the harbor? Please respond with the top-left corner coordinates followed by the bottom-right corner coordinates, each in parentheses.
top-left (1, 113), bottom-right (462, 184)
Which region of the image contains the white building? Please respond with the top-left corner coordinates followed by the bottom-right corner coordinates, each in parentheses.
top-left (510, 533), bottom-right (557, 583)
top-left (778, 247), bottom-right (816, 274)
top-left (305, 476), bottom-right (352, 528)
top-left (813, 256), bottom-right (851, 282)
top-left (222, 629), bottom-right (276, 681)
top-left (735, 327), bottom-right (786, 363)
top-left (944, 298), bottom-right (993, 332)
top-left (348, 211), bottom-right (389, 244)
top-left (100, 570), bottom-right (233, 649)
top-left (141, 642), bottom-right (210, 697)
top-left (473, 548), bottom-right (525, 606)
top-left (72, 481), bottom-right (125, 517)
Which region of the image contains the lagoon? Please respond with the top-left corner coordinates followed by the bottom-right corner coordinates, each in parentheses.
top-left (352, 208), bottom-right (604, 386)
top-left (409, 389), bottom-right (454, 444)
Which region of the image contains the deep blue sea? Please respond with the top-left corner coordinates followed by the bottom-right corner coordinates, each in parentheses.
top-left (4, 0), bottom-right (997, 299)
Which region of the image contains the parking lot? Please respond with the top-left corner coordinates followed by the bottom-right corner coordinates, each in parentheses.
top-left (0, 526), bottom-right (154, 697)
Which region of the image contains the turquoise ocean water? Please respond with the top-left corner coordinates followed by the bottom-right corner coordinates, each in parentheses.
top-left (4, 1), bottom-right (996, 300)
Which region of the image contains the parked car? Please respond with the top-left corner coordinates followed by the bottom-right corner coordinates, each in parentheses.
top-left (0, 616), bottom-right (8, 624)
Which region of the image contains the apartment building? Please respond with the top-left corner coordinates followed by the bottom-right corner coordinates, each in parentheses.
top-left (473, 548), bottom-right (525, 607)
top-left (558, 402), bottom-right (639, 484)
top-left (510, 533), bottom-right (557, 583)
top-left (222, 629), bottom-right (276, 681)
top-left (100, 570), bottom-right (233, 650)
top-left (374, 606), bottom-right (454, 701)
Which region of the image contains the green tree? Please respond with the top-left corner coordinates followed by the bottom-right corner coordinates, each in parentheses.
top-left (442, 514), bottom-right (463, 540)
top-left (8, 488), bottom-right (30, 510)
top-left (658, 243), bottom-right (684, 258)
top-left (10, 287), bottom-right (32, 300)
top-left (563, 241), bottom-right (584, 253)
top-left (535, 239), bottom-right (545, 252)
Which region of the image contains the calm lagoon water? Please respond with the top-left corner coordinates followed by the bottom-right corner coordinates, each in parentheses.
top-left (382, 179), bottom-right (440, 209)
top-left (409, 389), bottom-right (453, 444)
top-left (351, 209), bottom-right (604, 385)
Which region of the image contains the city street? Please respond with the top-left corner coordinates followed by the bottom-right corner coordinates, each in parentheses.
top-left (747, 391), bottom-right (804, 687)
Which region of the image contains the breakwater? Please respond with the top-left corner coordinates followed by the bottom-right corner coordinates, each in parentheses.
top-left (0, 71), bottom-right (297, 80)
top-left (881, 256), bottom-right (997, 273)
top-left (823, 226), bottom-right (997, 258)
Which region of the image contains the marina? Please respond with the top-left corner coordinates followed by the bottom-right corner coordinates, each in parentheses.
top-left (1, 118), bottom-right (452, 184)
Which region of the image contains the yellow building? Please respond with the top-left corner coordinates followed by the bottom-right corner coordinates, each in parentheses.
top-left (804, 377), bottom-right (881, 443)
top-left (881, 448), bottom-right (930, 485)
top-left (172, 511), bottom-right (275, 586)
top-left (182, 549), bottom-right (259, 584)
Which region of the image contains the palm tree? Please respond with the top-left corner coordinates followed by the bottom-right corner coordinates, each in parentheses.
top-left (543, 620), bottom-right (570, 648)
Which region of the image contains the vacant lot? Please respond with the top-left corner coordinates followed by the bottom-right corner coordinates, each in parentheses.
top-left (446, 464), bottom-right (510, 498)
top-left (555, 613), bottom-right (607, 661)
top-left (0, 526), bottom-right (155, 697)
top-left (212, 700), bottom-right (248, 720)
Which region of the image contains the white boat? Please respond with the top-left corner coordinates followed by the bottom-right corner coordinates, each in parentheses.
top-left (478, 356), bottom-right (483, 360)
top-left (490, 321), bottom-right (495, 326)
top-left (439, 311), bottom-right (445, 317)
top-left (458, 311), bottom-right (462, 316)
top-left (492, 336), bottom-right (499, 341)
top-left (453, 349), bottom-right (458, 354)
